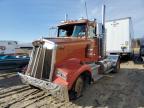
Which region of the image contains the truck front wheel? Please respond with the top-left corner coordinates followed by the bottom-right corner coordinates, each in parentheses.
top-left (69, 76), bottom-right (84, 100)
top-left (74, 76), bottom-right (84, 98)
top-left (69, 72), bottom-right (91, 100)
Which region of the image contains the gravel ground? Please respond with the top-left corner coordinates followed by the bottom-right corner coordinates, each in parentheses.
top-left (0, 61), bottom-right (144, 108)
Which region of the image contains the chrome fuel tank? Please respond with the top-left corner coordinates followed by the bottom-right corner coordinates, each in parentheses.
top-left (98, 59), bottom-right (113, 74)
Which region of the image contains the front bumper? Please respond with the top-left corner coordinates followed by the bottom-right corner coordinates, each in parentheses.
top-left (18, 72), bottom-right (69, 101)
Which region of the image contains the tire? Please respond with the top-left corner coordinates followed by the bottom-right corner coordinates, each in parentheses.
top-left (74, 76), bottom-right (84, 97)
top-left (69, 76), bottom-right (84, 100)
top-left (133, 56), bottom-right (143, 64)
top-left (112, 60), bottom-right (120, 73)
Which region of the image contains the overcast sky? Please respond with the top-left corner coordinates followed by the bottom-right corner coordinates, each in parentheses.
top-left (0, 0), bottom-right (144, 42)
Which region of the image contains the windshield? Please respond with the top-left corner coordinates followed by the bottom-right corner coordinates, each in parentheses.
top-left (58, 24), bottom-right (86, 37)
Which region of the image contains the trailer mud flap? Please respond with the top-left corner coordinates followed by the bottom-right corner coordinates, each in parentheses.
top-left (18, 73), bottom-right (69, 101)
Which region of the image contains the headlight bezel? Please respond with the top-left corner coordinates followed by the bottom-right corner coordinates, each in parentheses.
top-left (56, 69), bottom-right (67, 80)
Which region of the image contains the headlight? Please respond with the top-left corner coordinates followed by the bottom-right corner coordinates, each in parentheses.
top-left (56, 69), bottom-right (67, 80)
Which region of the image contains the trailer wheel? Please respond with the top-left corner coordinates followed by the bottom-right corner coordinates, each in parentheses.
top-left (113, 60), bottom-right (120, 73)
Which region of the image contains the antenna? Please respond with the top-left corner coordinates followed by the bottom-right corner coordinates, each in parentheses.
top-left (85, 2), bottom-right (88, 19)
top-left (65, 13), bottom-right (68, 21)
top-left (41, 36), bottom-right (44, 41)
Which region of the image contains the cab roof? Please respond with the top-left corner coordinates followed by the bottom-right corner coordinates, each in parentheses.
top-left (58, 19), bottom-right (89, 27)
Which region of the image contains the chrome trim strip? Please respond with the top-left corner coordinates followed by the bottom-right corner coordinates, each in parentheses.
top-left (49, 44), bottom-right (57, 81)
top-left (40, 48), bottom-right (46, 78)
top-left (34, 47), bottom-right (42, 77)
top-left (31, 47), bottom-right (40, 76)
top-left (43, 38), bottom-right (55, 45)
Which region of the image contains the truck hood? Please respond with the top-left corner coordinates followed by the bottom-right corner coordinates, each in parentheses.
top-left (32, 37), bottom-right (91, 49)
top-left (43, 37), bottom-right (90, 44)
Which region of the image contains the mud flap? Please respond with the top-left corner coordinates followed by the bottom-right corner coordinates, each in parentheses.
top-left (18, 73), bottom-right (69, 101)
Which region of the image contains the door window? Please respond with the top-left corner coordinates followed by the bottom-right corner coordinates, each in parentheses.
top-left (88, 26), bottom-right (95, 38)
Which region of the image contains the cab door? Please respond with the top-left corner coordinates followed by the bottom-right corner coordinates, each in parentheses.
top-left (87, 22), bottom-right (99, 62)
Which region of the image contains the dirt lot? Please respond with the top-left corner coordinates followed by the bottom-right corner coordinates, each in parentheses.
top-left (0, 61), bottom-right (144, 108)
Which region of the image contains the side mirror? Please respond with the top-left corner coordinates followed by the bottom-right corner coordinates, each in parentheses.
top-left (96, 23), bottom-right (103, 37)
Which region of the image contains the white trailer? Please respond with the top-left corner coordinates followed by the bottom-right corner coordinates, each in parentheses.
top-left (105, 17), bottom-right (133, 56)
top-left (0, 41), bottom-right (18, 55)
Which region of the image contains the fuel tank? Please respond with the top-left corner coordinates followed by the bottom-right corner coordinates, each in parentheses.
top-left (97, 59), bottom-right (113, 74)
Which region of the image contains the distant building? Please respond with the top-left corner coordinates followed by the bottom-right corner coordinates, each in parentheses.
top-left (16, 42), bottom-right (33, 56)
top-left (140, 37), bottom-right (144, 46)
top-left (133, 37), bottom-right (144, 48)
top-left (0, 41), bottom-right (18, 55)
top-left (0, 40), bottom-right (33, 56)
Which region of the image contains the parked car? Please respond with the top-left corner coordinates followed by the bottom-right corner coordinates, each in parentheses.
top-left (0, 55), bottom-right (29, 71)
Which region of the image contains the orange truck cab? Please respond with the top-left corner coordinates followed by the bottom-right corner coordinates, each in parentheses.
top-left (18, 19), bottom-right (120, 101)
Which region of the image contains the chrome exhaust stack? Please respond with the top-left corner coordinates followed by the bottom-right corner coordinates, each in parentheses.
top-left (101, 5), bottom-right (106, 58)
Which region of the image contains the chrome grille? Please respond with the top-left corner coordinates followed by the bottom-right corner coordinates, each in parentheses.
top-left (26, 46), bottom-right (53, 80)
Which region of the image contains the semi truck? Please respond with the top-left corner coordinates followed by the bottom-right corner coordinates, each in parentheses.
top-left (105, 17), bottom-right (134, 57)
top-left (18, 6), bottom-right (120, 101)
